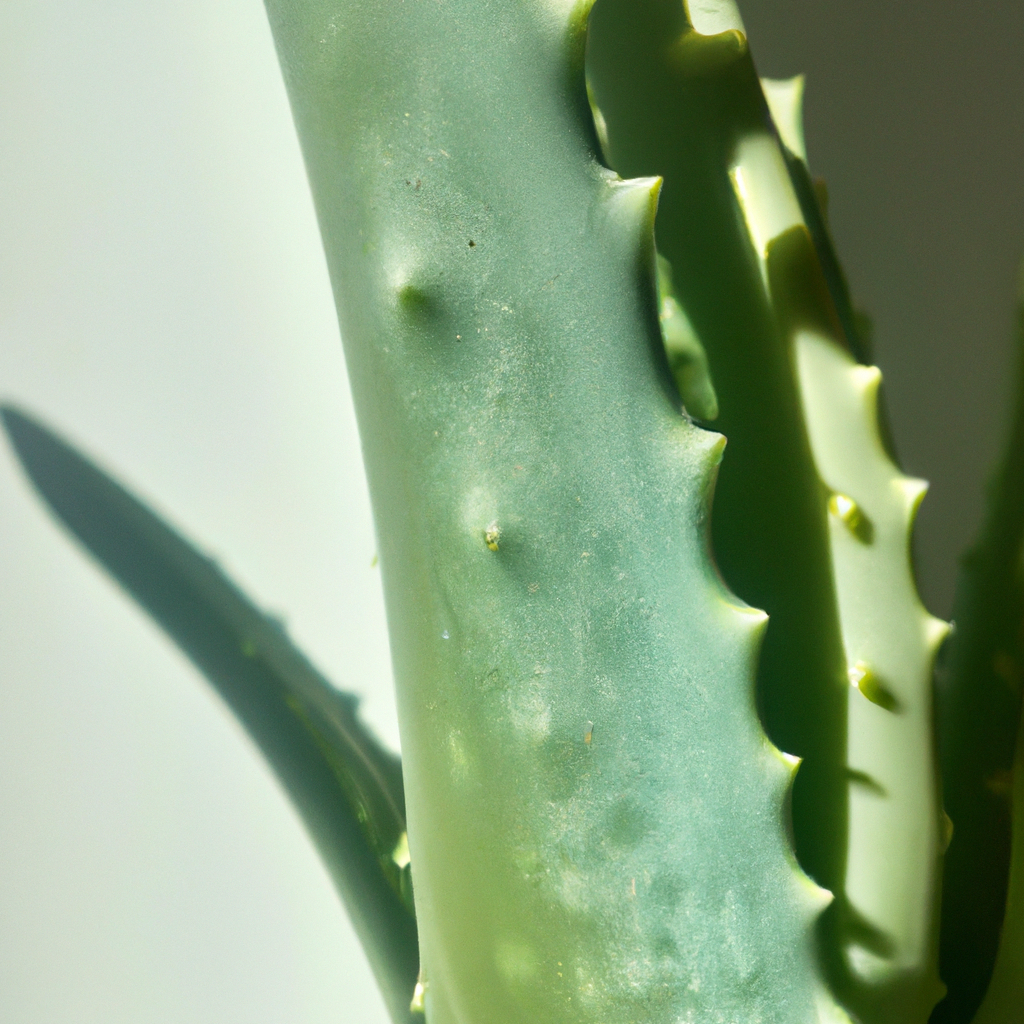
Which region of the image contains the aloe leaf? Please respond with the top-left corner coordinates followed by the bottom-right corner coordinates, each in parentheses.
top-left (0, 405), bottom-right (419, 1024)
top-left (761, 78), bottom-right (897, 472)
top-left (795, 332), bottom-right (949, 1020)
top-left (586, 0), bottom-right (850, 967)
top-left (934, 293), bottom-right (1024, 1024)
top-left (260, 0), bottom-right (846, 1020)
top-left (588, 9), bottom-right (947, 1020)
top-left (761, 75), bottom-right (871, 365)
top-left (759, 82), bottom-right (949, 1021)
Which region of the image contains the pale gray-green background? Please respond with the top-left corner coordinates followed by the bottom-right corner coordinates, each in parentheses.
top-left (1, 1), bottom-right (1021, 1021)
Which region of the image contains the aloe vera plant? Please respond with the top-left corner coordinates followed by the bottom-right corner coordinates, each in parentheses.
top-left (4, 0), bottom-right (1024, 1022)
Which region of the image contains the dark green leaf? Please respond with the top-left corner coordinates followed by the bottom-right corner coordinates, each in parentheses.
top-left (933, 299), bottom-right (1024, 1024)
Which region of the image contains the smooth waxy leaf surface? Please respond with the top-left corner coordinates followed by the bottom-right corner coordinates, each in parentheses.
top-left (586, 0), bottom-right (851, 927)
top-left (262, 0), bottom-right (844, 1021)
top-left (796, 335), bottom-right (947, 1021)
top-left (766, 82), bottom-right (949, 1022)
top-left (588, 9), bottom-right (946, 1020)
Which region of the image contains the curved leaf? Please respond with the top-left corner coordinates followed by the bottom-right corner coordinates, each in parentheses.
top-left (0, 405), bottom-right (419, 1024)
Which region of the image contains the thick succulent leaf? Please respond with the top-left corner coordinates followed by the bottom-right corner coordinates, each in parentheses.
top-left (761, 76), bottom-right (807, 162)
top-left (934, 298), bottom-right (1024, 1024)
top-left (589, 9), bottom-right (946, 1020)
top-left (758, 82), bottom-right (949, 1020)
top-left (761, 75), bottom-right (872, 366)
top-left (762, 76), bottom-right (897, 482)
top-left (0, 405), bottom-right (419, 1024)
top-left (586, 0), bottom-right (851, 984)
top-left (795, 335), bottom-right (948, 1020)
top-left (741, 68), bottom-right (948, 1024)
top-left (261, 0), bottom-right (846, 1020)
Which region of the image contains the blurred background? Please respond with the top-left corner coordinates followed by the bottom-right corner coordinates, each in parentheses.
top-left (1, 1), bottom-right (1022, 1021)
